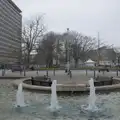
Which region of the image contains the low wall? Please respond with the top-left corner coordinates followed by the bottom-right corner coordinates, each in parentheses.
top-left (0, 76), bottom-right (25, 79)
top-left (13, 78), bottom-right (86, 92)
top-left (12, 77), bottom-right (120, 93)
top-left (112, 77), bottom-right (120, 84)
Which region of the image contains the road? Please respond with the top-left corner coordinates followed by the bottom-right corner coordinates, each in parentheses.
top-left (0, 70), bottom-right (118, 84)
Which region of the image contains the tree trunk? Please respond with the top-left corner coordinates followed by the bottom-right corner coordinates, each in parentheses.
top-left (36, 64), bottom-right (39, 75)
top-left (74, 59), bottom-right (78, 68)
top-left (23, 65), bottom-right (26, 76)
top-left (27, 52), bottom-right (30, 69)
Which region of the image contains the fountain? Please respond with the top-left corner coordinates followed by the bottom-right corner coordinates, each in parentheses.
top-left (16, 83), bottom-right (25, 107)
top-left (88, 78), bottom-right (97, 111)
top-left (0, 76), bottom-right (118, 119)
top-left (81, 78), bottom-right (98, 112)
top-left (49, 80), bottom-right (61, 111)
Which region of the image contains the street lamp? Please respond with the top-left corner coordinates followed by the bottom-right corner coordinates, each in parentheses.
top-left (116, 56), bottom-right (120, 76)
top-left (66, 28), bottom-right (70, 73)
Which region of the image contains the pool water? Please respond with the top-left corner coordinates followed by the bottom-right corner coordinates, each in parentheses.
top-left (1, 80), bottom-right (120, 120)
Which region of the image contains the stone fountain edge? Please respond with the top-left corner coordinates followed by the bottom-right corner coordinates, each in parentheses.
top-left (12, 77), bottom-right (120, 93)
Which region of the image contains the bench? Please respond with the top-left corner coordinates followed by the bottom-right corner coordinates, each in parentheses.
top-left (98, 68), bottom-right (109, 72)
top-left (95, 76), bottom-right (113, 81)
top-left (31, 76), bottom-right (52, 86)
top-left (94, 76), bottom-right (113, 86)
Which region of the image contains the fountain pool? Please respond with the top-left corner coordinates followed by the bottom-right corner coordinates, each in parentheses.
top-left (16, 83), bottom-right (26, 107)
top-left (1, 80), bottom-right (120, 120)
top-left (48, 80), bottom-right (61, 111)
top-left (81, 78), bottom-right (98, 112)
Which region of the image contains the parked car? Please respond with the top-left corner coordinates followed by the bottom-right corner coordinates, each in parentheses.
top-left (11, 65), bottom-right (23, 72)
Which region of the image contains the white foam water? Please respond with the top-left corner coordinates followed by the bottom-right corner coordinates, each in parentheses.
top-left (48, 80), bottom-right (61, 112)
top-left (16, 83), bottom-right (26, 107)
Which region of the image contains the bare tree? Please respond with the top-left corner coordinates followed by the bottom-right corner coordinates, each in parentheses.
top-left (53, 35), bottom-right (63, 66)
top-left (63, 31), bottom-right (96, 67)
top-left (71, 32), bottom-right (82, 68)
top-left (22, 15), bottom-right (45, 67)
top-left (36, 31), bottom-right (62, 67)
top-left (79, 35), bottom-right (96, 61)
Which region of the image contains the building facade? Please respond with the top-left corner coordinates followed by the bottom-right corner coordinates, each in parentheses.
top-left (0, 0), bottom-right (22, 64)
top-left (88, 46), bottom-right (116, 66)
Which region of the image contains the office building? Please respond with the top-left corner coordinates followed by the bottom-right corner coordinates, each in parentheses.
top-left (0, 0), bottom-right (22, 64)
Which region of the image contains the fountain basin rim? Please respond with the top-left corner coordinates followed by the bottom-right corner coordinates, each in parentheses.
top-left (12, 78), bottom-right (86, 92)
top-left (12, 77), bottom-right (120, 92)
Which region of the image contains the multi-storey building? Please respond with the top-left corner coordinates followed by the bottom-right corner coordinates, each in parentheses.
top-left (0, 0), bottom-right (22, 64)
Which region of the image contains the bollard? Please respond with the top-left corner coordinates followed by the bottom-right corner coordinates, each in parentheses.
top-left (70, 70), bottom-right (72, 79)
top-left (36, 71), bottom-right (38, 75)
top-left (31, 77), bottom-right (34, 85)
top-left (86, 69), bottom-right (88, 76)
top-left (36, 65), bottom-right (39, 75)
top-left (117, 70), bottom-right (119, 76)
top-left (20, 70), bottom-right (22, 75)
top-left (93, 69), bottom-right (96, 78)
top-left (23, 66), bottom-right (26, 76)
top-left (53, 68), bottom-right (55, 76)
top-left (46, 70), bottom-right (48, 77)
top-left (2, 69), bottom-right (5, 76)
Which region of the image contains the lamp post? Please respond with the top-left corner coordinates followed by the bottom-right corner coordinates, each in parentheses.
top-left (23, 49), bottom-right (26, 76)
top-left (66, 28), bottom-right (70, 73)
top-left (116, 56), bottom-right (120, 76)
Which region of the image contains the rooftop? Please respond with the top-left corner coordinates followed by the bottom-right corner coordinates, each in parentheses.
top-left (113, 47), bottom-right (120, 53)
top-left (7, 0), bottom-right (22, 13)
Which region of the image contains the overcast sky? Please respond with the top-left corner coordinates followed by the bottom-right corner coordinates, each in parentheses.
top-left (13, 0), bottom-right (120, 46)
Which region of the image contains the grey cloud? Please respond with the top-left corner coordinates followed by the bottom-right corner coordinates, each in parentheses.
top-left (13, 0), bottom-right (120, 46)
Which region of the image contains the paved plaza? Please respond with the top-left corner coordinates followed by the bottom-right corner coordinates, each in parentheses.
top-left (0, 70), bottom-right (118, 84)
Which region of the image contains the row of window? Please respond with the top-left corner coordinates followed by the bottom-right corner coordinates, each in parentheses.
top-left (0, 8), bottom-right (21, 29)
top-left (0, 49), bottom-right (15, 54)
top-left (0, 57), bottom-right (18, 63)
top-left (0, 30), bottom-right (21, 45)
top-left (0, 2), bottom-right (21, 26)
top-left (0, 22), bottom-right (19, 36)
top-left (0, 48), bottom-right (21, 54)
top-left (0, 0), bottom-right (21, 62)
top-left (6, 0), bottom-right (22, 17)
top-left (1, 0), bottom-right (21, 22)
top-left (0, 11), bottom-right (21, 29)
top-left (0, 48), bottom-right (20, 56)
top-left (0, 25), bottom-right (21, 44)
top-left (0, 47), bottom-right (21, 59)
top-left (0, 52), bottom-right (18, 59)
top-left (0, 24), bottom-right (21, 42)
top-left (0, 44), bottom-right (21, 53)
top-left (0, 15), bottom-right (21, 33)
top-left (0, 35), bottom-right (21, 48)
top-left (0, 36), bottom-right (21, 49)
top-left (0, 56), bottom-right (17, 60)
top-left (0, 46), bottom-right (20, 56)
